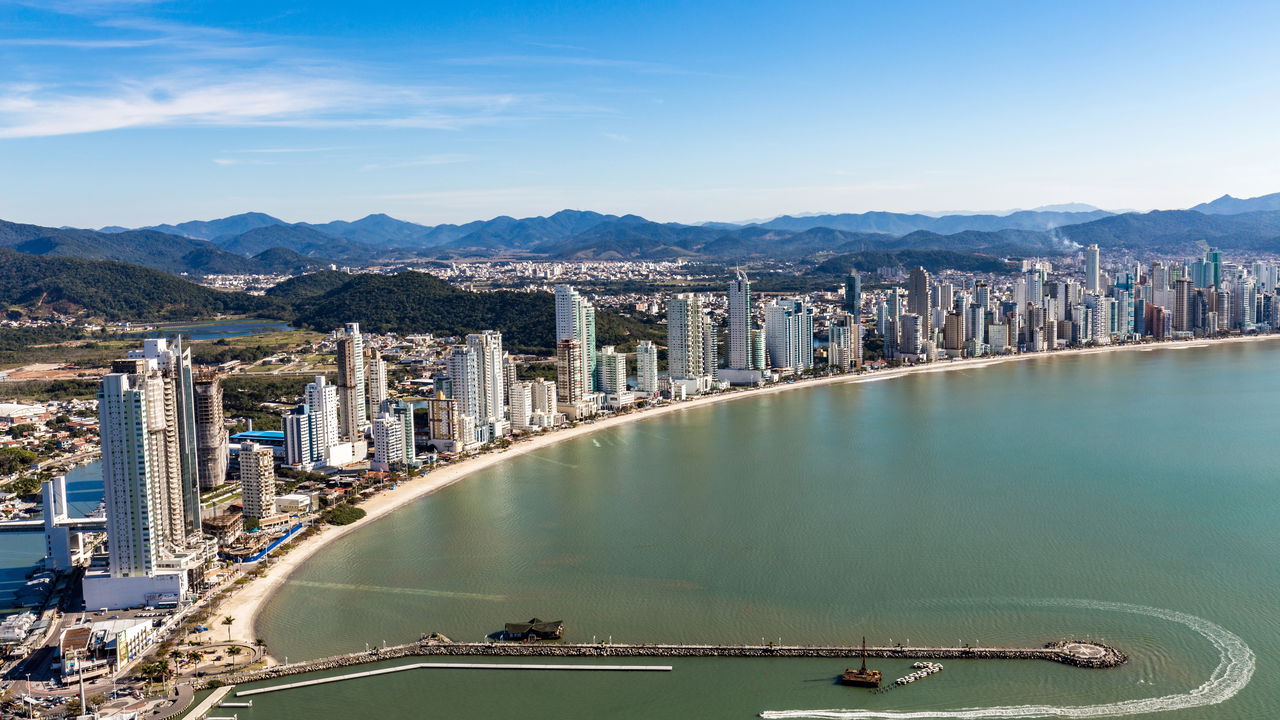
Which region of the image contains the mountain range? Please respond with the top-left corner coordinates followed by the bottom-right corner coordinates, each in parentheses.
top-left (3, 192), bottom-right (1279, 276)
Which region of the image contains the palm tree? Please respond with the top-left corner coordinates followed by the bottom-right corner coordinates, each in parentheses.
top-left (222, 615), bottom-right (234, 642)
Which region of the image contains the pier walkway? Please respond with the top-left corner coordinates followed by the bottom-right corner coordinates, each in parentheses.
top-left (237, 661), bottom-right (673, 696)
top-left (194, 636), bottom-right (1125, 691)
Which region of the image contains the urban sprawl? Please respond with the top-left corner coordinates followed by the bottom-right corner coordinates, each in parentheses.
top-left (0, 243), bottom-right (1273, 717)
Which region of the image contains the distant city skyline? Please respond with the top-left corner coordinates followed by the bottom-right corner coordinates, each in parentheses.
top-left (3, 1), bottom-right (1279, 227)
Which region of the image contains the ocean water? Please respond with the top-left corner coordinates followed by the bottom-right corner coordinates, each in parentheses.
top-left (250, 342), bottom-right (1280, 718)
top-left (20, 342), bottom-right (1280, 718)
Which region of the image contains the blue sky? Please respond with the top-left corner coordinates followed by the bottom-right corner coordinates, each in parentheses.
top-left (2, 0), bottom-right (1279, 228)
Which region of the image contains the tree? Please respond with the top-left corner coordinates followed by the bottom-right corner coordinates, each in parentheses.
top-left (64, 697), bottom-right (82, 715)
top-left (87, 693), bottom-right (106, 709)
top-left (226, 646), bottom-right (244, 663)
top-left (0, 447), bottom-right (37, 476)
top-left (222, 615), bottom-right (234, 642)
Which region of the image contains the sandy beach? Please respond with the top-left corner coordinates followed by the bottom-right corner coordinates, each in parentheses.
top-left (213, 332), bottom-right (1280, 658)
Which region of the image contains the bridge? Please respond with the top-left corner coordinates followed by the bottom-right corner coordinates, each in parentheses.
top-left (0, 516), bottom-right (106, 533)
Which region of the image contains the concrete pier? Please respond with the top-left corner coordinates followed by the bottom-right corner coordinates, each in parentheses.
top-left (178, 685), bottom-right (233, 720)
top-left (194, 636), bottom-right (1125, 691)
top-left (237, 661), bottom-right (673, 696)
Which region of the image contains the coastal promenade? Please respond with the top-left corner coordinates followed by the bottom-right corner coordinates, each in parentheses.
top-left (215, 332), bottom-right (1280, 652)
top-left (194, 637), bottom-right (1126, 692)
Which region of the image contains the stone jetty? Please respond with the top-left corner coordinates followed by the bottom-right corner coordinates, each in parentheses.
top-left (193, 636), bottom-right (1125, 691)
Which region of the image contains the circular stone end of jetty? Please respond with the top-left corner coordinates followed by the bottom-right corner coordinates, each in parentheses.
top-left (1045, 640), bottom-right (1128, 668)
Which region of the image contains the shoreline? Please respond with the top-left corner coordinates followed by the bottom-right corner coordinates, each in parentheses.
top-left (213, 332), bottom-right (1280, 658)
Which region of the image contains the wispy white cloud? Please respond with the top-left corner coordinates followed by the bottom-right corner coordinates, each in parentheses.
top-left (0, 75), bottom-right (529, 138)
top-left (601, 132), bottom-right (630, 143)
top-left (360, 153), bottom-right (474, 172)
top-left (5, 0), bottom-right (164, 15)
top-left (0, 4), bottom-right (630, 140)
top-left (224, 146), bottom-right (355, 154)
top-left (445, 54), bottom-right (690, 75)
top-left (212, 157), bottom-right (276, 166)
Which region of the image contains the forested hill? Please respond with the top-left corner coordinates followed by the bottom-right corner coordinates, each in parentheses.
top-left (290, 271), bottom-right (662, 353)
top-left (0, 249), bottom-right (278, 321)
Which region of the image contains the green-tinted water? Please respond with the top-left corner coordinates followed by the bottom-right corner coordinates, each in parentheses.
top-left (252, 343), bottom-right (1279, 718)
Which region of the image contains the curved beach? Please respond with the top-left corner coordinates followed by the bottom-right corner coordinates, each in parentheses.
top-left (214, 333), bottom-right (1280, 657)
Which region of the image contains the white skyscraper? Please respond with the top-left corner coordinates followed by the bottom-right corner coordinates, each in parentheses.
top-left (509, 381), bottom-right (534, 430)
top-left (764, 298), bottom-right (814, 370)
top-left (666, 294), bottom-right (706, 380)
top-left (1085, 244), bottom-right (1101, 293)
top-left (828, 312), bottom-right (862, 370)
top-left (85, 341), bottom-right (215, 610)
top-left (598, 345), bottom-right (633, 408)
top-left (466, 331), bottom-right (507, 437)
top-left (336, 323), bottom-right (367, 440)
top-left (447, 345), bottom-right (489, 444)
top-left (372, 412), bottom-right (405, 472)
top-left (530, 378), bottom-right (557, 416)
top-left (304, 375), bottom-right (340, 457)
top-left (366, 353), bottom-right (388, 420)
top-left (727, 270), bottom-right (753, 370)
top-left (555, 285), bottom-right (598, 393)
top-left (635, 340), bottom-right (659, 396)
top-left (238, 442), bottom-right (275, 521)
top-left (283, 405), bottom-right (318, 466)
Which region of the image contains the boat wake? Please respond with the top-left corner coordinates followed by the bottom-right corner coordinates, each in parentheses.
top-left (758, 599), bottom-right (1254, 719)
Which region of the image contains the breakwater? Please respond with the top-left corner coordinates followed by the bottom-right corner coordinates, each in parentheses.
top-left (193, 637), bottom-right (1125, 691)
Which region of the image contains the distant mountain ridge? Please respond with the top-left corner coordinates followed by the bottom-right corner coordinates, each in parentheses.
top-left (0, 190), bottom-right (1265, 271)
top-left (1191, 193), bottom-right (1280, 215)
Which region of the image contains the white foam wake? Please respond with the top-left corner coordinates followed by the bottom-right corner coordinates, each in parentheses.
top-left (759, 599), bottom-right (1254, 719)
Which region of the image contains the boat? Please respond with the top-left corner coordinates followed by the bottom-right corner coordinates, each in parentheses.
top-left (839, 637), bottom-right (882, 688)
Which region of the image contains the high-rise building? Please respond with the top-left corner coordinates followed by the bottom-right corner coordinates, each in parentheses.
top-left (192, 373), bottom-right (228, 491)
top-left (126, 339), bottom-right (201, 536)
top-left (422, 393), bottom-right (465, 454)
top-left (366, 353), bottom-right (388, 420)
top-left (554, 285), bottom-right (597, 392)
top-left (282, 405), bottom-right (319, 466)
top-left (898, 313), bottom-right (924, 356)
top-left (502, 353), bottom-right (518, 409)
top-left (1085, 244), bottom-right (1101, 293)
top-left (828, 312), bottom-right (861, 370)
top-left (907, 267), bottom-right (932, 338)
top-left (666, 294), bottom-right (706, 380)
top-left (943, 312), bottom-right (965, 356)
top-left (635, 340), bottom-right (659, 395)
top-left (1173, 277), bottom-right (1193, 332)
top-left (845, 272), bottom-right (862, 315)
top-left (1205, 247), bottom-right (1223, 289)
top-left (303, 375), bottom-right (340, 456)
top-left (598, 345), bottom-right (633, 408)
top-left (238, 442), bottom-right (275, 521)
top-left (727, 271), bottom-right (754, 371)
top-left (530, 378), bottom-right (557, 416)
top-left (446, 345), bottom-right (486, 444)
top-left (86, 340), bottom-right (214, 610)
top-left (751, 329), bottom-right (767, 371)
top-left (764, 298), bottom-right (814, 370)
top-left (701, 317), bottom-right (718, 378)
top-left (509, 381), bottom-right (534, 430)
top-left (372, 412), bottom-right (405, 472)
top-left (335, 323), bottom-right (367, 441)
top-left (466, 331), bottom-right (507, 437)
top-left (555, 338), bottom-right (585, 405)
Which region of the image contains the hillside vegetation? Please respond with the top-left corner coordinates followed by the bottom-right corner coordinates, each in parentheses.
top-left (291, 271), bottom-right (662, 353)
top-left (0, 249), bottom-right (278, 321)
